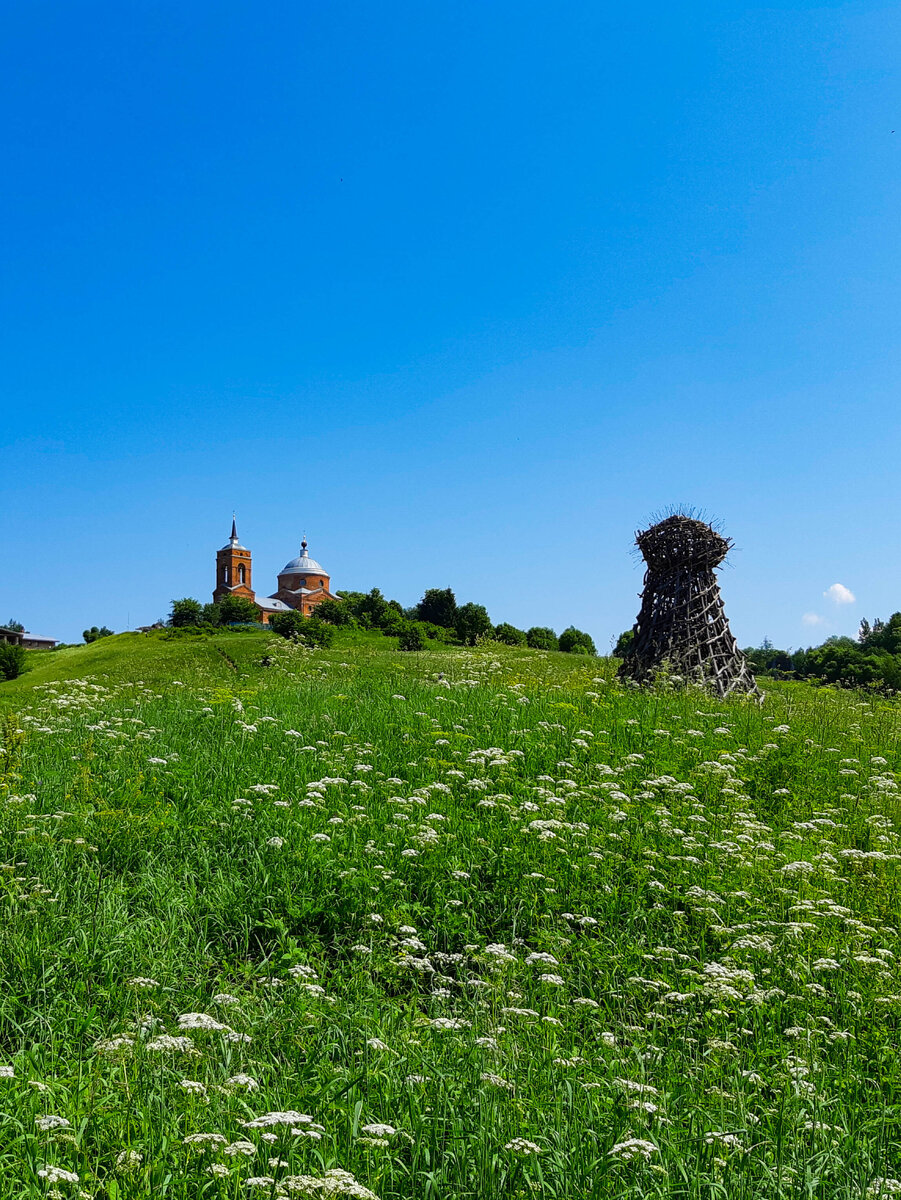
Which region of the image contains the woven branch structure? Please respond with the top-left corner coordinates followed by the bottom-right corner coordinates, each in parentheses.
top-left (618, 514), bottom-right (758, 696)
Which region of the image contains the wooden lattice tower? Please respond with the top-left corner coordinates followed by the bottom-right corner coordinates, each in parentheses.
top-left (618, 514), bottom-right (758, 696)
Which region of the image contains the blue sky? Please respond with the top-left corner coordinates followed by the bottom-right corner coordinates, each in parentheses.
top-left (3, 1), bottom-right (899, 647)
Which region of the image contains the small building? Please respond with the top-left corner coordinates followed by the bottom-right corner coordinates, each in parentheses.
top-left (213, 519), bottom-right (339, 623)
top-left (0, 627), bottom-right (57, 649)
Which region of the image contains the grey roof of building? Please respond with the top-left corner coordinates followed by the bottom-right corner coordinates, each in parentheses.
top-left (258, 596), bottom-right (293, 611)
top-left (279, 554), bottom-right (326, 575)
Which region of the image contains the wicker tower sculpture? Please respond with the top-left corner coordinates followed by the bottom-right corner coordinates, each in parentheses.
top-left (618, 513), bottom-right (758, 696)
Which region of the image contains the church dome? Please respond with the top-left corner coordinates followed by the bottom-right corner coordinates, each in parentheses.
top-left (280, 538), bottom-right (327, 576)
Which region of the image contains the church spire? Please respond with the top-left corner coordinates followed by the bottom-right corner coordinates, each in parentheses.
top-left (230, 514), bottom-right (238, 546)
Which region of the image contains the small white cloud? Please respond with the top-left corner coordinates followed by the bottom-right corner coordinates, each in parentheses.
top-left (802, 612), bottom-right (826, 627)
top-left (824, 583), bottom-right (855, 605)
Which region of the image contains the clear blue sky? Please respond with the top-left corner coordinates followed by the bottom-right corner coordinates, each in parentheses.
top-left (3, 1), bottom-right (899, 648)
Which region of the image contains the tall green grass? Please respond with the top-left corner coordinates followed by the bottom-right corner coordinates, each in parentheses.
top-left (2, 632), bottom-right (901, 1197)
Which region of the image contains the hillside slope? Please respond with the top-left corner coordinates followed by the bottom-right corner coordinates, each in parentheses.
top-left (2, 635), bottom-right (901, 1197)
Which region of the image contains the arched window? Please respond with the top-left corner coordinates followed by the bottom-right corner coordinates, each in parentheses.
top-left (224, 565), bottom-right (230, 584)
top-left (319, 579), bottom-right (324, 587)
top-left (239, 565), bottom-right (246, 584)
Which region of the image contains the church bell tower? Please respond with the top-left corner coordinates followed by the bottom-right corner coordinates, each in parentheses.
top-left (213, 517), bottom-right (255, 604)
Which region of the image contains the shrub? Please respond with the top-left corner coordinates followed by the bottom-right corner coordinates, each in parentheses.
top-left (419, 622), bottom-right (454, 643)
top-left (380, 608), bottom-right (408, 636)
top-left (83, 626), bottom-right (114, 643)
top-left (397, 623), bottom-right (426, 651)
top-left (559, 626), bottom-right (596, 655)
top-left (493, 622), bottom-right (527, 646)
top-left (0, 643), bottom-right (26, 680)
top-left (270, 611), bottom-right (335, 647)
top-left (169, 598), bottom-right (203, 627)
top-left (455, 602), bottom-right (492, 646)
top-left (526, 626), bottom-right (558, 651)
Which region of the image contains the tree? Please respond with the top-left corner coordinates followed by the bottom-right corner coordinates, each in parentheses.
top-left (526, 626), bottom-right (558, 651)
top-left (860, 613), bottom-right (901, 655)
top-left (559, 626), bottom-right (596, 655)
top-left (169, 598), bottom-right (203, 627)
top-left (83, 626), bottom-right (114, 643)
top-left (417, 588), bottom-right (457, 628)
top-left (493, 622), bottom-right (527, 646)
top-left (218, 595), bottom-right (259, 625)
top-left (315, 599), bottom-right (352, 626)
top-left (397, 623), bottom-right (426, 651)
top-left (4, 619), bottom-right (24, 633)
top-left (0, 643), bottom-right (26, 680)
top-left (200, 603), bottom-right (221, 625)
top-left (349, 588), bottom-right (390, 628)
top-left (613, 629), bottom-right (634, 657)
top-left (455, 602), bottom-right (491, 646)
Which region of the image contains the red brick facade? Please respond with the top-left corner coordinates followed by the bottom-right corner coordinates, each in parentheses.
top-left (213, 544), bottom-right (254, 605)
top-left (213, 522), bottom-right (337, 622)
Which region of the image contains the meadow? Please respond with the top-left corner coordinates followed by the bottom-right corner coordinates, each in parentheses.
top-left (2, 629), bottom-right (901, 1198)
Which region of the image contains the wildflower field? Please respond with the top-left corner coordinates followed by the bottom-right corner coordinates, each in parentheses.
top-left (3, 630), bottom-right (901, 1199)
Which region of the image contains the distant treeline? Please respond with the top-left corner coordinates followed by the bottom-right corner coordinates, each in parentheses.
top-left (168, 587), bottom-right (596, 655)
top-left (743, 614), bottom-right (901, 691)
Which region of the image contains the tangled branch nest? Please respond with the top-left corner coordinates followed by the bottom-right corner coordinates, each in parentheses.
top-left (618, 514), bottom-right (758, 697)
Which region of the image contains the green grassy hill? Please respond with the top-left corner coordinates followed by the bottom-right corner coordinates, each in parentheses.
top-left (2, 632), bottom-right (901, 1197)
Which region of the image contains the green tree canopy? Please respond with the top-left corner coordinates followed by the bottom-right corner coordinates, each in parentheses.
top-left (559, 626), bottom-right (596, 655)
top-left (218, 595), bottom-right (259, 625)
top-left (455, 602), bottom-right (491, 646)
top-left (417, 588), bottom-right (457, 628)
top-left (169, 598), bottom-right (203, 627)
top-left (526, 626), bottom-right (558, 651)
top-left (4, 618), bottom-right (24, 633)
top-left (493, 622), bottom-right (527, 646)
top-left (83, 626), bottom-right (114, 644)
top-left (315, 599), bottom-right (353, 626)
top-left (613, 629), bottom-right (634, 657)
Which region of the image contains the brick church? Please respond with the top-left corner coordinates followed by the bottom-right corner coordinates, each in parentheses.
top-left (213, 519), bottom-right (339, 623)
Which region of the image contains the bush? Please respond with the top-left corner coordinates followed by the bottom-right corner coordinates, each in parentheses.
top-left (455, 602), bottom-right (492, 646)
top-left (0, 643), bottom-right (26, 680)
top-left (419, 622), bottom-right (454, 643)
top-left (169, 598), bottom-right (203, 627)
top-left (559, 626), bottom-right (596, 655)
top-left (493, 622), bottom-right (527, 646)
top-left (269, 611), bottom-right (335, 647)
top-left (397, 623), bottom-right (426, 651)
top-left (380, 608), bottom-right (408, 636)
top-left (526, 626), bottom-right (558, 651)
top-left (83, 626), bottom-right (114, 644)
